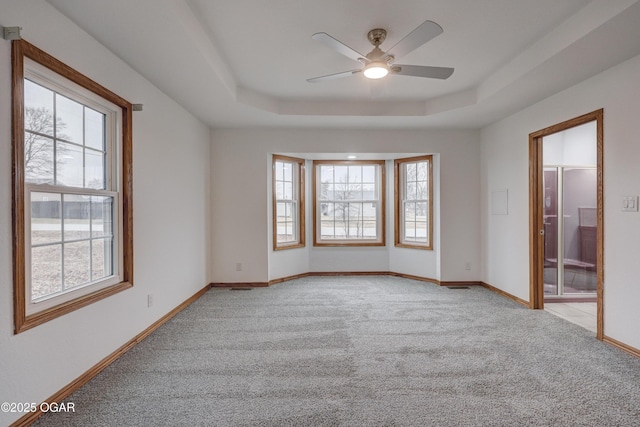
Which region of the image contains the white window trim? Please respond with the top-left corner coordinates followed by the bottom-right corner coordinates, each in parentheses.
top-left (272, 155), bottom-right (305, 250)
top-left (313, 160), bottom-right (386, 247)
top-left (395, 155), bottom-right (433, 250)
top-left (22, 59), bottom-right (125, 316)
top-left (12, 39), bottom-right (133, 334)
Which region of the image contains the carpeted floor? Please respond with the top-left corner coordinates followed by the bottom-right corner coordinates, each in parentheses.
top-left (35, 275), bottom-right (640, 426)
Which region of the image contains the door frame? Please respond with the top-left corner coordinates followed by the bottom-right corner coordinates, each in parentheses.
top-left (529, 109), bottom-right (604, 339)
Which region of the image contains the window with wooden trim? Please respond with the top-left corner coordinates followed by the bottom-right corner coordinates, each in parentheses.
top-left (12, 40), bottom-right (133, 333)
top-left (395, 155), bottom-right (433, 249)
top-left (272, 155), bottom-right (305, 250)
top-left (313, 160), bottom-right (385, 246)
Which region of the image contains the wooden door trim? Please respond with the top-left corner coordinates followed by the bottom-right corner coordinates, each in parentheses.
top-left (529, 109), bottom-right (604, 340)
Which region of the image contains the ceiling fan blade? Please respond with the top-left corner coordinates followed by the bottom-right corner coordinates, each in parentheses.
top-left (307, 69), bottom-right (362, 83)
top-left (312, 32), bottom-right (366, 62)
top-left (387, 20), bottom-right (444, 59)
top-left (392, 64), bottom-right (454, 80)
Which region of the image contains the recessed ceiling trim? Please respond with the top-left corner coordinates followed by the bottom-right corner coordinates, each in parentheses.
top-left (176, 0), bottom-right (237, 96)
top-left (478, 0), bottom-right (638, 102)
top-left (234, 86), bottom-right (477, 118)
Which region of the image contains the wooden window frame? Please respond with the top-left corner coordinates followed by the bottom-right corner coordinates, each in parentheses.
top-left (394, 155), bottom-right (433, 250)
top-left (272, 155), bottom-right (305, 250)
top-left (313, 160), bottom-right (386, 247)
top-left (12, 39), bottom-right (133, 334)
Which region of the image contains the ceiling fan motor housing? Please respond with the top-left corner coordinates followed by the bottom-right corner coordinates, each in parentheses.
top-left (367, 28), bottom-right (387, 46)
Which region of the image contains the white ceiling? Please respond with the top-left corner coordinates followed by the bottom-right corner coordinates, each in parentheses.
top-left (47, 0), bottom-right (640, 130)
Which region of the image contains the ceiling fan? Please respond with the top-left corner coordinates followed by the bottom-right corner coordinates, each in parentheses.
top-left (307, 20), bottom-right (454, 83)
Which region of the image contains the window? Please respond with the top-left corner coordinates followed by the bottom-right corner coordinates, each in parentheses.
top-left (395, 155), bottom-right (433, 249)
top-left (272, 155), bottom-right (305, 250)
top-left (313, 160), bottom-right (385, 246)
top-left (12, 40), bottom-right (133, 333)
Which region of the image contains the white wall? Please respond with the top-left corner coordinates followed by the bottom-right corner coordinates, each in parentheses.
top-left (481, 52), bottom-right (640, 349)
top-left (0, 3), bottom-right (211, 425)
top-left (210, 128), bottom-right (480, 284)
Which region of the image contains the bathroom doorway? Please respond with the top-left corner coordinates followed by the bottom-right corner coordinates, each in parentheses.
top-left (529, 110), bottom-right (603, 339)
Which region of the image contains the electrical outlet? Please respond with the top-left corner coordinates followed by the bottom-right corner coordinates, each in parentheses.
top-left (147, 293), bottom-right (153, 307)
top-left (465, 262), bottom-right (471, 271)
top-left (235, 263), bottom-right (242, 272)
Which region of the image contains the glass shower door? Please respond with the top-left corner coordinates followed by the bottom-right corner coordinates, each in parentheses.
top-left (543, 166), bottom-right (597, 297)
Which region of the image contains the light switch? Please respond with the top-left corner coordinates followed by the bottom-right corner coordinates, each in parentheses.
top-left (622, 196), bottom-right (639, 212)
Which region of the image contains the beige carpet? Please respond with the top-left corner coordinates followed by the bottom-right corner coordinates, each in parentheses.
top-left (35, 275), bottom-right (640, 426)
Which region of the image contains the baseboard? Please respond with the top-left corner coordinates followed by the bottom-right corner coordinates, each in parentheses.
top-left (308, 271), bottom-right (393, 278)
top-left (212, 271), bottom-right (439, 287)
top-left (440, 281), bottom-right (482, 287)
top-left (267, 271), bottom-right (440, 286)
top-left (480, 281), bottom-right (529, 307)
top-left (210, 282), bottom-right (269, 287)
top-left (387, 272), bottom-right (439, 285)
top-left (268, 273), bottom-right (311, 285)
top-left (11, 284), bottom-right (211, 427)
top-left (602, 335), bottom-right (640, 359)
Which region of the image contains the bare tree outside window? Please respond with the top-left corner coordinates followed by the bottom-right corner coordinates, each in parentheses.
top-left (24, 106), bottom-right (69, 183)
top-left (315, 160), bottom-right (384, 246)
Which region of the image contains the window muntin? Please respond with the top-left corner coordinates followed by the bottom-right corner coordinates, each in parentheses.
top-left (13, 40), bottom-right (133, 333)
top-left (273, 155), bottom-right (305, 250)
top-left (395, 155), bottom-right (433, 249)
top-left (314, 160), bottom-right (385, 246)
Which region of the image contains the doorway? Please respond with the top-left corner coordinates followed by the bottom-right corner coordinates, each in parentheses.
top-left (529, 110), bottom-right (603, 339)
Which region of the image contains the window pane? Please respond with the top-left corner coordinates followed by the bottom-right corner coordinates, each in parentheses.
top-left (362, 165), bottom-right (375, 182)
top-left (91, 196), bottom-right (113, 238)
top-left (275, 181), bottom-right (284, 199)
top-left (85, 107), bottom-right (105, 150)
top-left (320, 202), bottom-right (335, 238)
top-left (320, 165), bottom-right (333, 183)
top-left (405, 222), bottom-right (417, 240)
top-left (405, 201), bottom-right (416, 219)
top-left (334, 165), bottom-right (348, 183)
top-left (315, 161), bottom-right (382, 244)
top-left (31, 192), bottom-right (61, 245)
top-left (416, 202), bottom-right (428, 219)
top-left (417, 161), bottom-right (428, 181)
top-left (397, 157), bottom-right (431, 247)
top-left (63, 194), bottom-right (91, 241)
top-left (56, 94), bottom-right (83, 144)
top-left (24, 79), bottom-right (54, 136)
top-left (56, 142), bottom-right (83, 187)
top-left (347, 183), bottom-right (362, 200)
top-left (64, 240), bottom-right (91, 288)
top-left (276, 201), bottom-right (296, 243)
top-left (283, 182), bottom-right (293, 199)
top-left (322, 183), bottom-right (335, 200)
top-left (406, 163), bottom-right (417, 181)
top-left (24, 133), bottom-right (54, 184)
top-left (348, 165), bottom-right (361, 183)
top-left (417, 182), bottom-right (428, 200)
top-left (362, 184), bottom-right (375, 200)
top-left (275, 161), bottom-right (284, 180)
top-left (31, 244), bottom-right (62, 300)
top-left (362, 220), bottom-right (377, 238)
top-left (283, 162), bottom-right (292, 181)
top-left (406, 182), bottom-right (417, 200)
top-left (85, 148), bottom-right (105, 189)
top-left (92, 238), bottom-right (113, 281)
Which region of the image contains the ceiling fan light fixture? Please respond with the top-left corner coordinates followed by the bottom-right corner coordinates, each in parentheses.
top-left (363, 61), bottom-right (389, 79)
